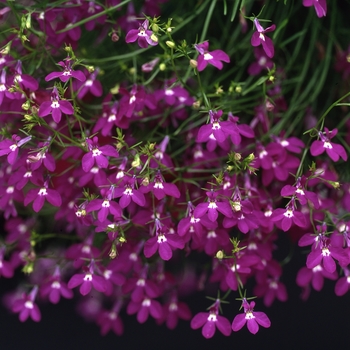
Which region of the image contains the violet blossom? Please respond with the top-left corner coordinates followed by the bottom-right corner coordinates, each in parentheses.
top-left (232, 299), bottom-right (271, 334)
top-left (303, 0), bottom-right (327, 17)
top-left (194, 41), bottom-right (230, 71)
top-left (251, 18), bottom-right (276, 58)
top-left (125, 19), bottom-right (158, 48)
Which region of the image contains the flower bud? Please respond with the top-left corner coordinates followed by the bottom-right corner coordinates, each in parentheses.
top-left (87, 66), bottom-right (95, 73)
top-left (109, 243), bottom-right (118, 259)
top-left (189, 59), bottom-right (198, 68)
top-left (192, 100), bottom-right (200, 109)
top-left (235, 86), bottom-right (242, 93)
top-left (152, 23), bottom-right (159, 32)
top-left (167, 27), bottom-right (172, 33)
top-left (111, 32), bottom-right (120, 42)
top-left (234, 152), bottom-right (242, 161)
top-left (150, 33), bottom-right (158, 43)
top-left (216, 250), bottom-right (224, 260)
top-left (159, 63), bottom-right (166, 71)
top-left (22, 101), bottom-right (31, 111)
top-left (166, 40), bottom-right (175, 49)
top-left (131, 154), bottom-right (140, 168)
top-left (246, 153), bottom-right (255, 162)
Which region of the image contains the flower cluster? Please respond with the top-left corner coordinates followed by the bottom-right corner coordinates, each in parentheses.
top-left (2, 0), bottom-right (350, 341)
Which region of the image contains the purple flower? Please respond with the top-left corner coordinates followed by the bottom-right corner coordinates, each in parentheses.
top-left (0, 134), bottom-right (32, 165)
top-left (12, 286), bottom-right (41, 322)
top-left (45, 57), bottom-right (86, 82)
top-left (13, 60), bottom-right (39, 91)
top-left (232, 299), bottom-right (271, 334)
top-left (140, 171), bottom-right (180, 200)
top-left (190, 299), bottom-right (231, 339)
top-left (303, 0), bottom-right (327, 17)
top-left (127, 297), bottom-right (163, 324)
top-left (270, 203), bottom-right (307, 232)
top-left (251, 18), bottom-right (276, 58)
top-left (335, 268), bottom-right (350, 296)
top-left (310, 128), bottom-right (347, 162)
top-left (194, 41), bottom-right (230, 71)
top-left (144, 219), bottom-right (184, 261)
top-left (38, 87), bottom-right (74, 123)
top-left (40, 266), bottom-right (73, 304)
top-left (23, 179), bottom-right (62, 212)
top-left (67, 262), bottom-right (107, 296)
top-left (194, 190), bottom-right (232, 222)
top-left (82, 136), bottom-right (119, 172)
top-left (248, 47), bottom-right (274, 75)
top-left (74, 68), bottom-right (103, 99)
top-left (125, 19), bottom-right (158, 48)
top-left (112, 176), bottom-right (145, 208)
top-left (306, 237), bottom-right (349, 273)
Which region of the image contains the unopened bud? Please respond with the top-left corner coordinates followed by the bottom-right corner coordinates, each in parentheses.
top-left (159, 63), bottom-right (166, 71)
top-left (141, 177), bottom-right (149, 186)
top-left (192, 100), bottom-right (200, 109)
top-left (246, 153), bottom-right (255, 162)
top-left (266, 100), bottom-right (274, 112)
top-left (109, 243), bottom-right (117, 259)
top-left (235, 86), bottom-right (242, 93)
top-left (111, 32), bottom-right (119, 42)
top-left (166, 40), bottom-right (175, 49)
top-left (152, 23), bottom-right (159, 32)
top-left (189, 59), bottom-right (198, 68)
top-left (234, 152), bottom-right (242, 161)
top-left (167, 27), bottom-right (172, 33)
top-left (22, 101), bottom-right (30, 111)
top-left (131, 154), bottom-right (140, 168)
top-left (216, 250), bottom-right (224, 260)
top-left (87, 66), bottom-right (94, 73)
top-left (150, 33), bottom-right (158, 43)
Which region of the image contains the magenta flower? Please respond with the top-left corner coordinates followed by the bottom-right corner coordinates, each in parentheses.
top-left (144, 219), bottom-right (184, 261)
top-left (194, 190), bottom-right (232, 222)
top-left (23, 179), bottom-right (62, 212)
top-left (140, 171), bottom-right (180, 200)
top-left (40, 267), bottom-right (73, 304)
top-left (125, 19), bottom-right (158, 48)
top-left (45, 57), bottom-right (86, 82)
top-left (12, 286), bottom-right (41, 322)
top-left (190, 299), bottom-right (231, 339)
top-left (251, 18), bottom-right (276, 58)
top-left (0, 134), bottom-right (32, 165)
top-left (335, 268), bottom-right (350, 296)
top-left (112, 176), bottom-right (145, 208)
top-left (194, 41), bottom-right (230, 71)
top-left (38, 86), bottom-right (74, 123)
top-left (232, 299), bottom-right (271, 334)
top-left (67, 262), bottom-right (107, 296)
top-left (127, 297), bottom-right (163, 324)
top-left (310, 128), bottom-right (347, 162)
top-left (303, 0), bottom-right (327, 17)
top-left (306, 237), bottom-right (349, 273)
top-left (82, 136), bottom-right (119, 172)
top-left (270, 201), bottom-right (307, 232)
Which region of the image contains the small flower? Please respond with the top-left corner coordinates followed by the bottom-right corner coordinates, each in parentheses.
top-left (82, 136), bottom-right (119, 172)
top-left (310, 128), bottom-right (347, 162)
top-left (67, 261), bottom-right (107, 296)
top-left (45, 57), bottom-right (86, 82)
top-left (12, 286), bottom-right (41, 322)
top-left (194, 41), bottom-right (230, 71)
top-left (38, 86), bottom-right (74, 123)
top-left (232, 299), bottom-right (271, 334)
top-left (125, 19), bottom-right (158, 48)
top-left (0, 134), bottom-right (32, 165)
top-left (303, 0), bottom-right (327, 18)
top-left (251, 18), bottom-right (276, 58)
top-left (190, 299), bottom-right (231, 339)
top-left (23, 179), bottom-right (62, 212)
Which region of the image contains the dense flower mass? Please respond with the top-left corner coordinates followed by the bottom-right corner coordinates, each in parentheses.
top-left (0, 0), bottom-right (350, 341)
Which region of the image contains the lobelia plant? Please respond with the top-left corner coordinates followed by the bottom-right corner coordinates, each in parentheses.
top-left (0, 0), bottom-right (350, 341)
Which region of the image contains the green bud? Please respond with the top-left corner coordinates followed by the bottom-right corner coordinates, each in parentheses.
top-left (216, 250), bottom-right (224, 260)
top-left (152, 23), bottom-right (159, 32)
top-left (22, 101), bottom-right (31, 111)
top-left (159, 63), bottom-right (166, 71)
top-left (166, 40), bottom-right (175, 49)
